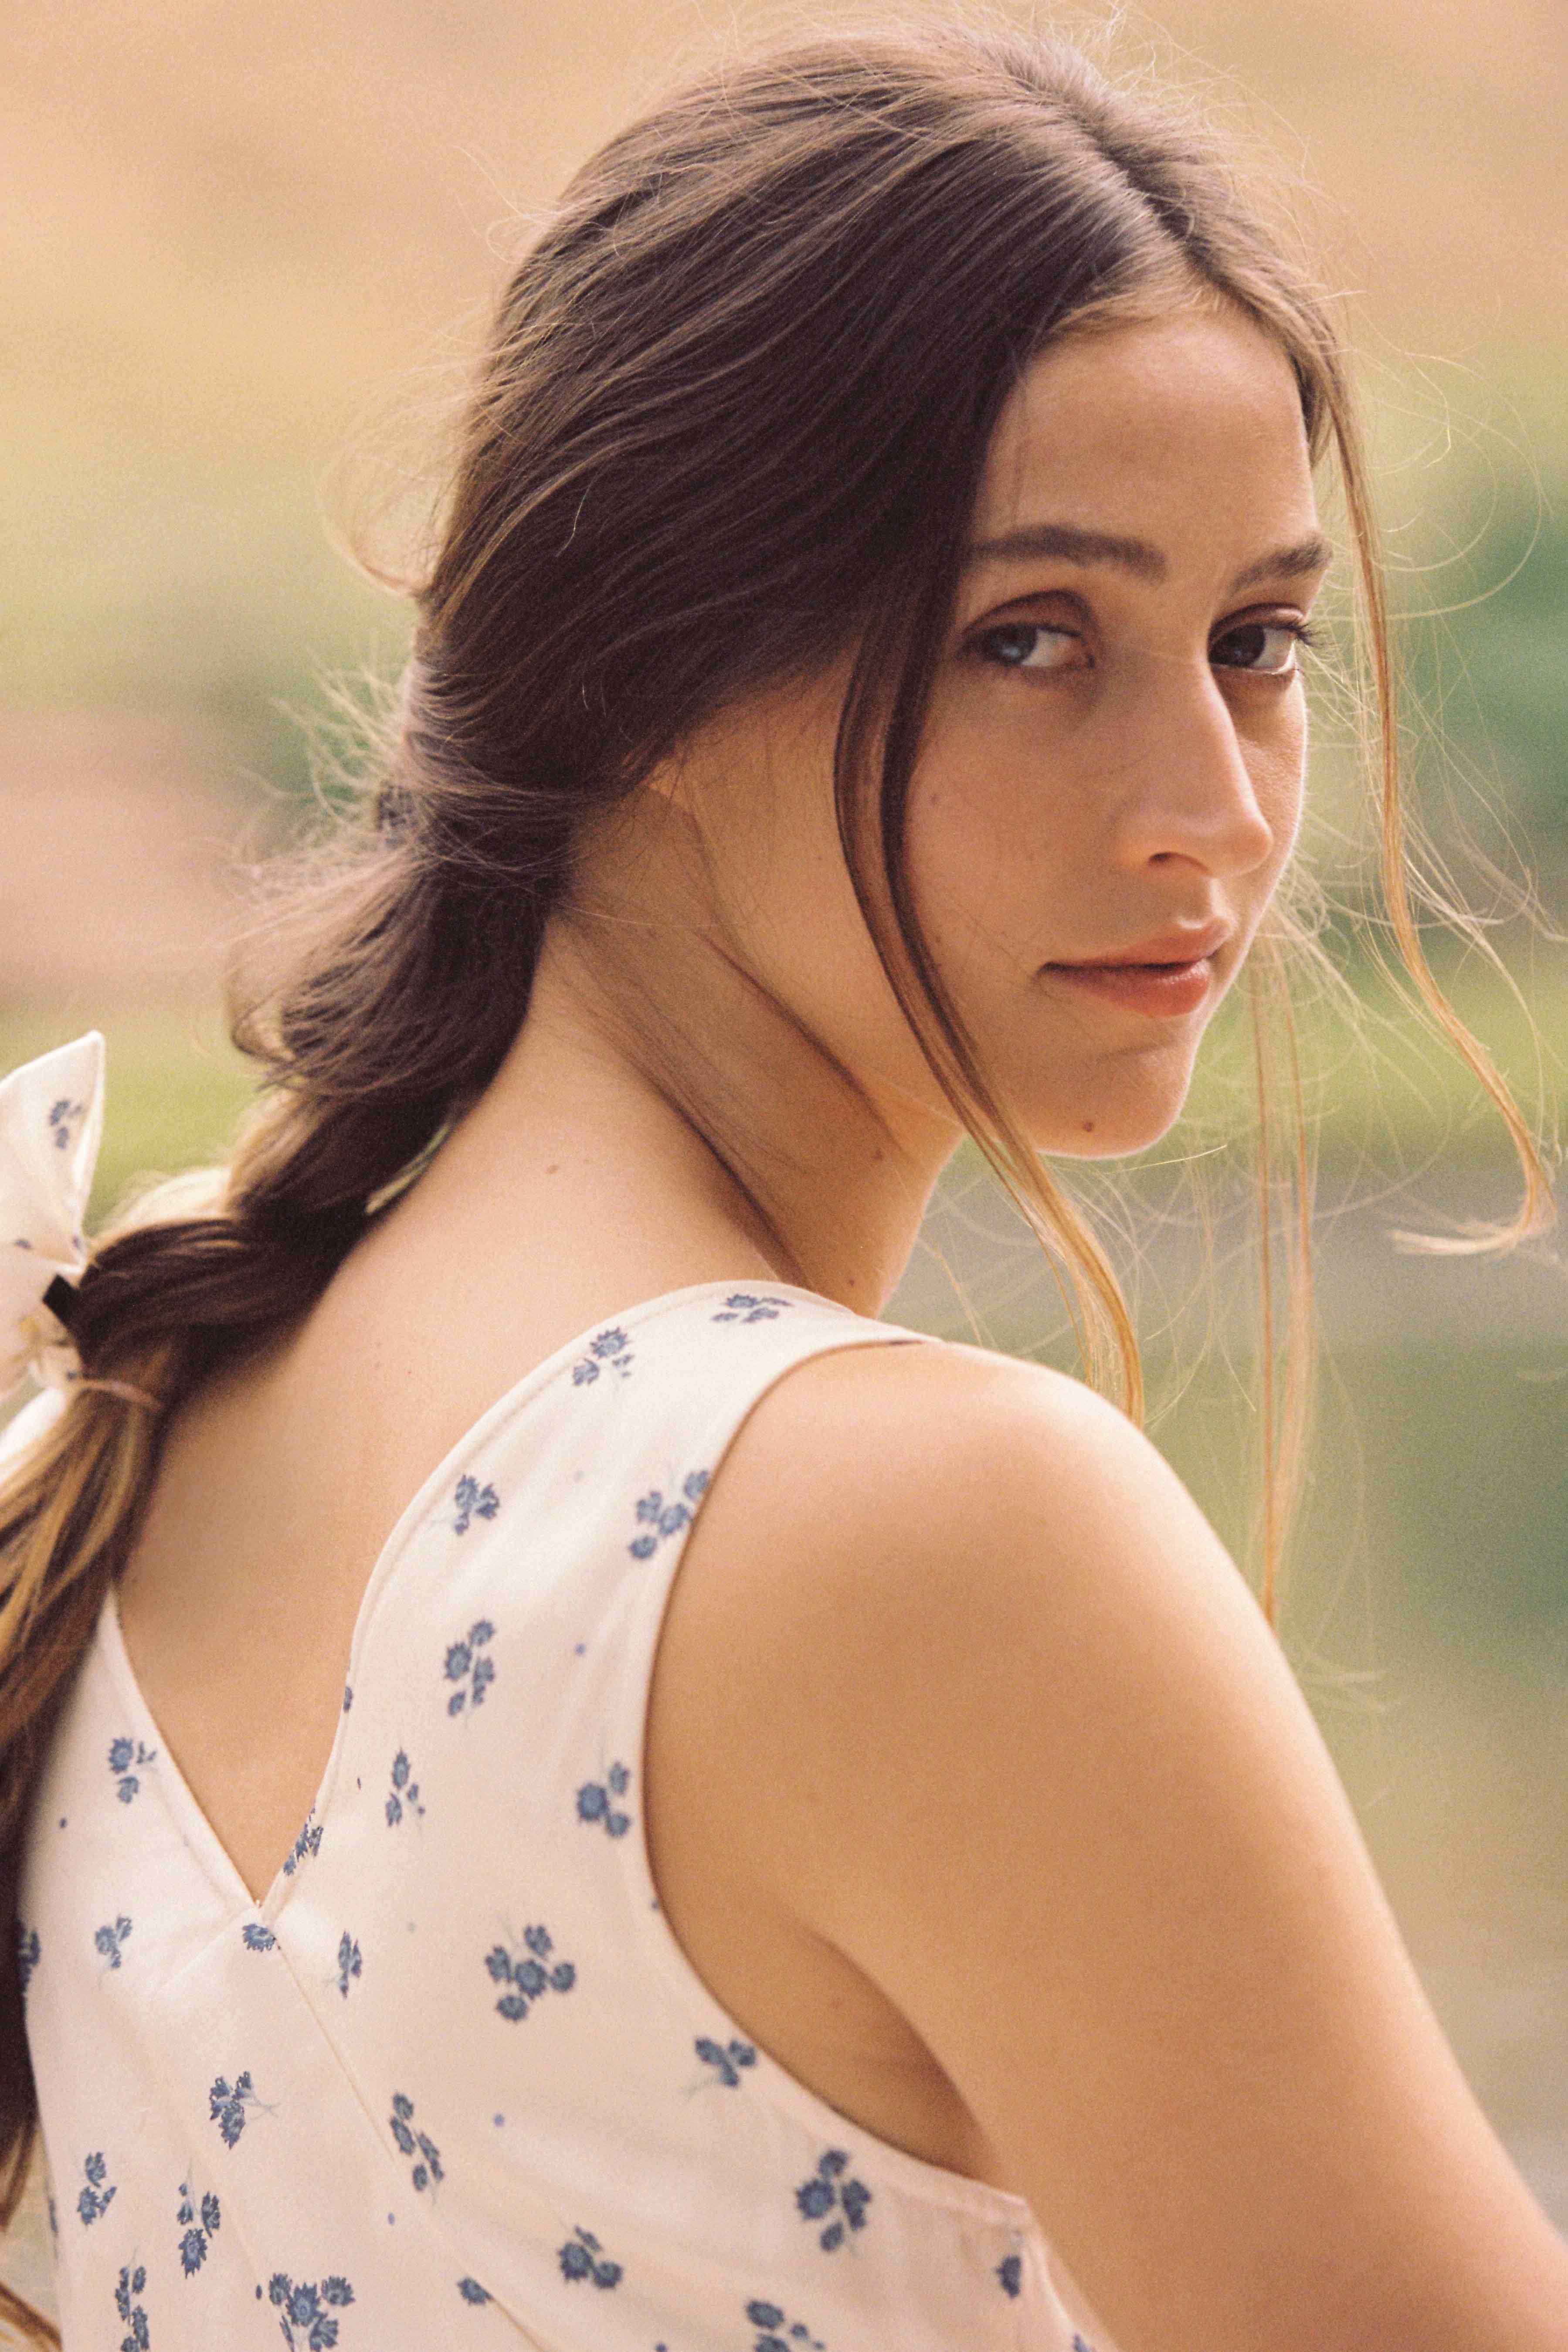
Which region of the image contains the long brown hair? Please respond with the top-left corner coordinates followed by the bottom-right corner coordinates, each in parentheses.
top-left (0, 23), bottom-right (1550, 2338)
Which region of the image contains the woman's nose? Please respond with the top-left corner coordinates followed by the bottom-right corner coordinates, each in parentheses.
top-left (1111, 665), bottom-right (1279, 879)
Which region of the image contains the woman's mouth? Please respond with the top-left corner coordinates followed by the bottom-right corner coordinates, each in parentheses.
top-left (1043, 956), bottom-right (1216, 1017)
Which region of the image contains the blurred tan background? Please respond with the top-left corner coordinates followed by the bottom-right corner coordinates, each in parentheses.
top-left (2, 0), bottom-right (1565, 2318)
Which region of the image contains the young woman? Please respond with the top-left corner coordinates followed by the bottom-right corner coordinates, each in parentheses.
top-left (2, 23), bottom-right (1564, 2352)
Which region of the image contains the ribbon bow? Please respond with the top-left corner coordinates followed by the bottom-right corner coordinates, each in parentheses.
top-left (1, 1033), bottom-right (105, 1405)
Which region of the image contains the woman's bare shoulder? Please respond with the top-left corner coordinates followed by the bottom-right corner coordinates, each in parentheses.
top-left (668, 1334), bottom-right (1568, 2349)
top-left (697, 1326), bottom-right (1192, 1622)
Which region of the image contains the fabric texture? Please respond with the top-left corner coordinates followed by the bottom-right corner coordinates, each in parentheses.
top-left (15, 1280), bottom-right (1092, 2351)
top-left (0, 1032), bottom-right (103, 1400)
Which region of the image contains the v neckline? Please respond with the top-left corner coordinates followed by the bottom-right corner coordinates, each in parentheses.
top-left (97, 1276), bottom-right (845, 1923)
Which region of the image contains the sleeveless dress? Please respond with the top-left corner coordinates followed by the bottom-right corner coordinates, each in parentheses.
top-left (12, 1280), bottom-right (1098, 2352)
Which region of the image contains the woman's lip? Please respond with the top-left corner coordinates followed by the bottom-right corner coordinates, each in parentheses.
top-left (1044, 957), bottom-right (1215, 1016)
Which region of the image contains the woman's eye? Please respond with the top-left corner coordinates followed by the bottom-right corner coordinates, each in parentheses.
top-left (974, 621), bottom-right (1081, 672)
top-left (1210, 620), bottom-right (1313, 676)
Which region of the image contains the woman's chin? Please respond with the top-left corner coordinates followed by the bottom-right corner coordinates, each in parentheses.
top-left (1026, 1075), bottom-right (1197, 1161)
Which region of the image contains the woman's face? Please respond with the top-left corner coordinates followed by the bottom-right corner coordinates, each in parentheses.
top-left (661, 304), bottom-right (1329, 1163)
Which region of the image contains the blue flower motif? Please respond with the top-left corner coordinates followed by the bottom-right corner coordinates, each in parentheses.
top-left (386, 1749), bottom-right (425, 1826)
top-left (268, 2271), bottom-right (355, 2350)
top-left (209, 2069), bottom-right (272, 2147)
top-left (627, 1469), bottom-right (710, 1558)
top-left (712, 1293), bottom-right (794, 1324)
top-left (694, 2035), bottom-right (757, 2087)
top-left (15, 1922), bottom-right (39, 1996)
top-left (556, 2225), bottom-right (622, 2289)
top-left (342, 1684), bottom-right (353, 1714)
top-left (115, 2260), bottom-right (149, 2350)
top-left (107, 1736), bottom-right (156, 1803)
top-left (485, 1923), bottom-right (576, 2021)
top-left (94, 1914), bottom-right (132, 1971)
top-left (77, 2150), bottom-right (116, 2226)
top-left (456, 2277), bottom-right (491, 2304)
top-left (1073, 2338), bottom-right (1096, 2351)
top-left (335, 1933), bottom-right (362, 1999)
top-left (572, 1327), bottom-right (635, 1385)
top-left (242, 1921), bottom-right (276, 1952)
top-left (281, 1810), bottom-right (322, 1876)
top-left (996, 2253), bottom-right (1021, 2298)
top-left (177, 2172), bottom-right (222, 2273)
top-left (388, 2091), bottom-right (443, 2195)
top-left (575, 1758), bottom-right (631, 1837)
top-left (48, 1097), bottom-right (85, 1152)
top-left (451, 1475), bottom-right (500, 1536)
top-left (744, 2300), bottom-right (826, 2351)
top-left (444, 1619), bottom-right (496, 1714)
top-left (793, 2150), bottom-right (871, 2251)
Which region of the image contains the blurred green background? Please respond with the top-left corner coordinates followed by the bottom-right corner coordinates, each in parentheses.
top-left (1, 0), bottom-right (1563, 2303)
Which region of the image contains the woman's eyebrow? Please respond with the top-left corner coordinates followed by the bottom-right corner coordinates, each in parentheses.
top-left (1227, 530), bottom-right (1334, 591)
top-left (962, 522), bottom-right (1334, 591)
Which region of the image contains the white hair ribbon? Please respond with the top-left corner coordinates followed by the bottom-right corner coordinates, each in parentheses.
top-left (1, 1033), bottom-right (105, 1405)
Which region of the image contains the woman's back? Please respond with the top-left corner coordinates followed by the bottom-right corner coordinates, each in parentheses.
top-left (31, 1222), bottom-right (1568, 2351)
top-left (109, 1160), bottom-right (1010, 2194)
top-left (20, 1281), bottom-right (1096, 2351)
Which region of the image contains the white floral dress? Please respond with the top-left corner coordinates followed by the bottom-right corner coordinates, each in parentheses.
top-left (12, 1281), bottom-right (1097, 2352)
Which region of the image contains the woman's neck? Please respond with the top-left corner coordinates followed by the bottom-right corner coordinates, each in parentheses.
top-left (377, 904), bottom-right (956, 1327)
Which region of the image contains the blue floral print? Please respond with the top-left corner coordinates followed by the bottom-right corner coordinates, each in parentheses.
top-left (996, 2254), bottom-right (1021, 2298)
top-left (444, 1620), bottom-right (496, 1714)
top-left (485, 1923), bottom-right (576, 2021)
top-left (268, 2272), bottom-right (355, 2350)
top-left (794, 2151), bottom-right (871, 2252)
top-left (712, 1293), bottom-right (795, 1324)
top-left (48, 1096), bottom-right (85, 1151)
top-left (115, 2261), bottom-right (149, 2350)
top-left (572, 1326), bottom-right (634, 1385)
top-left (242, 1922), bottom-right (276, 1953)
top-left (76, 2150), bottom-right (116, 2225)
top-left (177, 2176), bottom-right (222, 2274)
top-left (694, 2035), bottom-right (757, 2087)
top-left (456, 2278), bottom-right (491, 2304)
top-left (335, 1934), bottom-right (363, 1998)
top-left (94, 1914), bottom-right (132, 1971)
top-left (108, 1735), bottom-right (156, 1802)
top-left (388, 2092), bottom-right (443, 2194)
top-left (386, 1750), bottom-right (424, 1826)
top-left (451, 1476), bottom-right (500, 1536)
top-left (557, 2224), bottom-right (622, 2289)
top-left (575, 1759), bottom-right (631, 1837)
top-left (282, 1810), bottom-right (322, 1876)
top-left (1073, 2338), bottom-right (1096, 2351)
top-left (342, 1684), bottom-right (353, 1714)
top-left (746, 2300), bottom-right (827, 2350)
top-left (15, 1922), bottom-right (39, 1996)
top-left (627, 1469), bottom-right (710, 1558)
top-left (209, 2070), bottom-right (272, 2147)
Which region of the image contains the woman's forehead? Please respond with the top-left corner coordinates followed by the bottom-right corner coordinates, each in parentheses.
top-left (972, 310), bottom-right (1317, 554)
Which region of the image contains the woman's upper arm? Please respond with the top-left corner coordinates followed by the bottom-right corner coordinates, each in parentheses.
top-left (686, 1341), bottom-right (1568, 2352)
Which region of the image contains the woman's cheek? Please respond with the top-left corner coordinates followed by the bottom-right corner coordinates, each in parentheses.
top-left (1248, 708), bottom-right (1309, 893)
